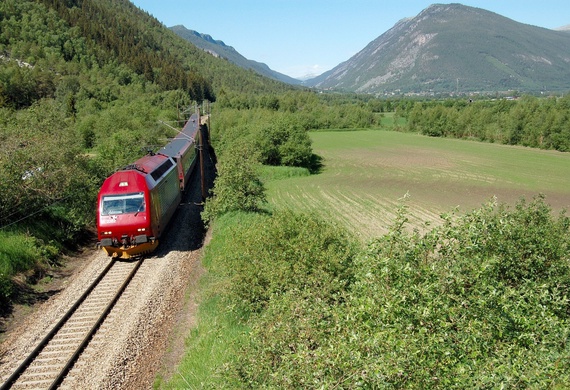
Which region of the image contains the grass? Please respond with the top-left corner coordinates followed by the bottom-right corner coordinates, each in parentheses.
top-left (0, 231), bottom-right (41, 303)
top-left (379, 111), bottom-right (406, 127)
top-left (259, 165), bottom-right (310, 182)
top-left (155, 295), bottom-right (247, 389)
top-left (266, 129), bottom-right (570, 240)
top-left (157, 212), bottom-right (254, 389)
top-left (0, 231), bottom-right (38, 273)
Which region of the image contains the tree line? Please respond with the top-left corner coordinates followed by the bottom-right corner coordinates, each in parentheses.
top-left (404, 95), bottom-right (570, 152)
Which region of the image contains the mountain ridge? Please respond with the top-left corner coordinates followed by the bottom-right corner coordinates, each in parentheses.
top-left (304, 4), bottom-right (570, 94)
top-left (168, 4), bottom-right (570, 95)
top-left (170, 25), bottom-right (302, 85)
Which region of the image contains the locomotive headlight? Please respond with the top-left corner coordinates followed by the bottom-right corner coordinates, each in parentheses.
top-left (137, 228), bottom-right (146, 232)
top-left (103, 231), bottom-right (112, 235)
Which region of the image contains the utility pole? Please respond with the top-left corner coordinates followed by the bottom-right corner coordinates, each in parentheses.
top-left (198, 104), bottom-right (206, 201)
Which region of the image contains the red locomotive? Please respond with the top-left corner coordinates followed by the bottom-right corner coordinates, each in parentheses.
top-left (96, 113), bottom-right (201, 258)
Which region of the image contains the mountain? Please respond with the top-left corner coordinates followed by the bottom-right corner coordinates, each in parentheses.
top-left (170, 25), bottom-right (302, 85)
top-left (305, 4), bottom-right (570, 94)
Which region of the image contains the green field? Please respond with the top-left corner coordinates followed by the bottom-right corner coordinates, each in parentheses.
top-left (267, 130), bottom-right (570, 240)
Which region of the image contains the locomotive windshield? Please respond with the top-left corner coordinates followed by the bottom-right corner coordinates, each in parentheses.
top-left (101, 192), bottom-right (145, 216)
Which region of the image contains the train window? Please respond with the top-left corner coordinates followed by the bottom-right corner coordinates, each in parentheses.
top-left (101, 192), bottom-right (145, 215)
top-left (150, 159), bottom-right (174, 181)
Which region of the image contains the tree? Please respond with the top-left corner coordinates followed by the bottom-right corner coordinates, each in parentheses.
top-left (256, 115), bottom-right (313, 168)
top-left (202, 139), bottom-right (267, 220)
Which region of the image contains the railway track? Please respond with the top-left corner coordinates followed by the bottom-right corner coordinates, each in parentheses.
top-left (0, 259), bottom-right (143, 390)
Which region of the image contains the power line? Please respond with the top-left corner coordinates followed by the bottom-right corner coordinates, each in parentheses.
top-left (0, 195), bottom-right (72, 230)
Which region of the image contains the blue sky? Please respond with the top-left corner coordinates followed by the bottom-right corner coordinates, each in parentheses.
top-left (129, 1), bottom-right (570, 79)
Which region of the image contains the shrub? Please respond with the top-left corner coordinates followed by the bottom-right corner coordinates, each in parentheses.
top-left (226, 197), bottom-right (570, 388)
top-left (342, 196), bottom-right (570, 388)
top-left (219, 211), bottom-right (357, 386)
top-left (202, 139), bottom-right (267, 221)
top-left (253, 115), bottom-right (313, 168)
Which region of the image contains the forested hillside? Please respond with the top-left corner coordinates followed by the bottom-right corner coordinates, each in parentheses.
top-left (170, 25), bottom-right (302, 85)
top-left (1, 0), bottom-right (294, 110)
top-left (0, 0), bottom-right (293, 306)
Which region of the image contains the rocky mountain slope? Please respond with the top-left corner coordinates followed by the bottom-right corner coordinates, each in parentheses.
top-left (305, 4), bottom-right (570, 94)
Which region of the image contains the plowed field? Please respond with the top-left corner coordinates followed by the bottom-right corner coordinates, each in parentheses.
top-left (267, 130), bottom-right (570, 240)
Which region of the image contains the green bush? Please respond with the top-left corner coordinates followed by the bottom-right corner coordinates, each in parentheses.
top-left (341, 197), bottom-right (570, 388)
top-left (216, 211), bottom-right (357, 386)
top-left (235, 287), bottom-right (348, 388)
top-left (223, 210), bottom-right (356, 315)
top-left (225, 197), bottom-right (570, 388)
top-left (255, 115), bottom-right (313, 167)
top-left (202, 140), bottom-right (267, 221)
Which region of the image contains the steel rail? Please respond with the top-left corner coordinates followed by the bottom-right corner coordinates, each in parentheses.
top-left (0, 258), bottom-right (142, 389)
top-left (48, 258), bottom-right (143, 389)
top-left (0, 260), bottom-right (116, 389)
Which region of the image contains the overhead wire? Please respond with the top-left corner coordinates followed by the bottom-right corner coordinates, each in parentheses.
top-left (1, 105), bottom-right (211, 231)
top-left (0, 195), bottom-right (72, 230)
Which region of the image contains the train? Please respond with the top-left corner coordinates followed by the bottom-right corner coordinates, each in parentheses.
top-left (96, 112), bottom-right (202, 258)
